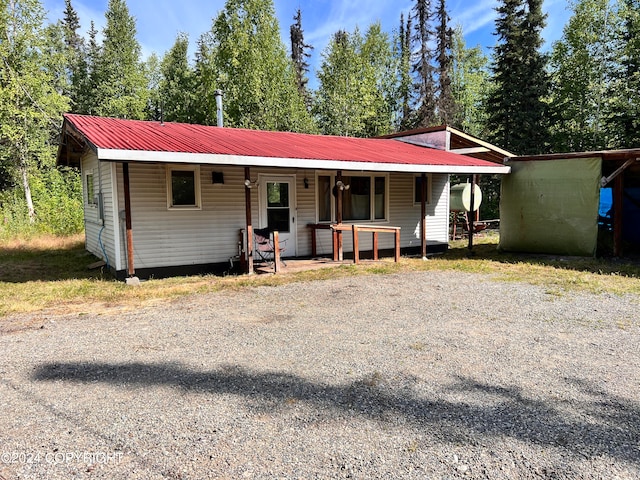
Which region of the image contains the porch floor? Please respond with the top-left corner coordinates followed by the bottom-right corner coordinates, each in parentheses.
top-left (253, 256), bottom-right (394, 275)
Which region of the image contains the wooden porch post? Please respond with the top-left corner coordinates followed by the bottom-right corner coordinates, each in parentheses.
top-left (352, 224), bottom-right (360, 264)
top-left (336, 170), bottom-right (344, 261)
top-left (245, 167), bottom-right (254, 274)
top-left (613, 172), bottom-right (624, 257)
top-left (421, 173), bottom-right (427, 259)
top-left (468, 174), bottom-right (477, 253)
top-left (273, 231), bottom-right (281, 273)
top-left (122, 162), bottom-right (135, 277)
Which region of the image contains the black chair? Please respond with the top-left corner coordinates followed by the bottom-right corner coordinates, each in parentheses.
top-left (254, 227), bottom-right (287, 267)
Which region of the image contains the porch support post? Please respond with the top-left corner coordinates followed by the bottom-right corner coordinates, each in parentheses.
top-left (245, 167), bottom-right (254, 274)
top-left (420, 173), bottom-right (427, 259)
top-left (336, 170), bottom-right (344, 261)
top-left (372, 232), bottom-right (379, 260)
top-left (613, 171), bottom-right (624, 257)
top-left (468, 174), bottom-right (477, 253)
top-left (352, 224), bottom-right (360, 264)
top-left (122, 162), bottom-right (136, 277)
top-left (273, 231), bottom-right (281, 273)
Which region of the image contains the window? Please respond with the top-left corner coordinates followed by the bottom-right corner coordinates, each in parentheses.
top-left (167, 165), bottom-right (201, 209)
top-left (317, 173), bottom-right (387, 222)
top-left (85, 172), bottom-right (96, 206)
top-left (413, 174), bottom-right (432, 205)
top-left (317, 175), bottom-right (332, 222)
top-left (266, 181), bottom-right (290, 232)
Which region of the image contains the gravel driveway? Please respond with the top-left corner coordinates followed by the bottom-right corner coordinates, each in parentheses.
top-left (1, 270), bottom-right (639, 479)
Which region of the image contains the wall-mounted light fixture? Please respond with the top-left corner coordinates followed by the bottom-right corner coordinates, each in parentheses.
top-left (244, 179), bottom-right (259, 189)
top-left (336, 180), bottom-right (350, 191)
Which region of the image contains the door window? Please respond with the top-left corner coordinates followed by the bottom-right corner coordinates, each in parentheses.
top-left (266, 182), bottom-right (290, 232)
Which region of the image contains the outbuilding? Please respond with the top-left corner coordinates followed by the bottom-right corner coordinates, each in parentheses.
top-left (500, 150), bottom-right (640, 257)
top-left (57, 114), bottom-right (510, 279)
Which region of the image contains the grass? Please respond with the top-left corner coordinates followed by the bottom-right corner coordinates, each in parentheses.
top-left (2, 231), bottom-right (640, 319)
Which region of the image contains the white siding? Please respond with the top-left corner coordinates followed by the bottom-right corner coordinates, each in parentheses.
top-left (109, 164), bottom-right (451, 270)
top-left (389, 173), bottom-right (450, 248)
top-left (81, 153), bottom-right (101, 259)
top-left (81, 152), bottom-right (118, 268)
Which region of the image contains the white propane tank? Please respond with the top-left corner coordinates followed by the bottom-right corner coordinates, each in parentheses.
top-left (449, 183), bottom-right (482, 212)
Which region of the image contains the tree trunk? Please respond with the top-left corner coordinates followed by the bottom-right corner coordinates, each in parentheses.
top-left (20, 158), bottom-right (36, 224)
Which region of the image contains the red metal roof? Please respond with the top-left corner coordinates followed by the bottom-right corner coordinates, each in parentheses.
top-left (62, 114), bottom-right (508, 172)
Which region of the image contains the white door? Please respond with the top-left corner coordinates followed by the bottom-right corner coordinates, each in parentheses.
top-left (259, 175), bottom-right (297, 257)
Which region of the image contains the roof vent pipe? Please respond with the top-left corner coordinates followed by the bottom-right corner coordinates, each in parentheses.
top-left (214, 90), bottom-right (223, 127)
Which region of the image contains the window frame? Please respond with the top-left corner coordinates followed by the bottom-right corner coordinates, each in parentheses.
top-left (85, 171), bottom-right (97, 207)
top-left (166, 165), bottom-right (202, 210)
top-left (413, 174), bottom-right (433, 206)
top-left (315, 171), bottom-right (389, 223)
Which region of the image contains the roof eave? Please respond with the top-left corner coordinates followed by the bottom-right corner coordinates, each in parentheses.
top-left (56, 117), bottom-right (99, 168)
top-left (96, 148), bottom-right (511, 175)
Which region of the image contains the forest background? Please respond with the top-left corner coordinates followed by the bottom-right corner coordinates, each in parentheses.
top-left (1, 0), bottom-right (639, 239)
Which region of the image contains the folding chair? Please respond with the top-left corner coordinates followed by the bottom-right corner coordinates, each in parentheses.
top-left (253, 227), bottom-right (287, 267)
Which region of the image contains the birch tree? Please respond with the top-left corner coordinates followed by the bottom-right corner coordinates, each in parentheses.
top-left (0, 0), bottom-right (68, 223)
top-left (159, 33), bottom-right (194, 123)
top-left (195, 0), bottom-right (315, 132)
top-left (549, 0), bottom-right (617, 151)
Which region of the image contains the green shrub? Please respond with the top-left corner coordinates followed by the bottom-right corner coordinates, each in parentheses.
top-left (0, 167), bottom-right (83, 239)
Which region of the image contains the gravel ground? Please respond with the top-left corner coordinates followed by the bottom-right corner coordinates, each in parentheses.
top-left (1, 270), bottom-right (639, 479)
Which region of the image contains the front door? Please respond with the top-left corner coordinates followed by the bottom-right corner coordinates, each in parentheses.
top-left (259, 175), bottom-right (297, 257)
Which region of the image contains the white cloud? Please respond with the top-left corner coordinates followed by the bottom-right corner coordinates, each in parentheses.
top-left (450, 0), bottom-right (498, 35)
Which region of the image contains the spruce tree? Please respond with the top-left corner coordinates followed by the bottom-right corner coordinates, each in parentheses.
top-left (412, 0), bottom-right (437, 127)
top-left (62, 0), bottom-right (81, 50)
top-left (92, 0), bottom-right (147, 119)
top-left (83, 20), bottom-right (99, 114)
top-left (434, 0), bottom-right (455, 125)
top-left (398, 13), bottom-right (414, 130)
top-left (487, 0), bottom-right (550, 154)
top-left (61, 0), bottom-right (91, 113)
top-left (290, 8), bottom-right (312, 109)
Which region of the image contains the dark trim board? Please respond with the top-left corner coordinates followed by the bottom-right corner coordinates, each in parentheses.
top-left (114, 261), bottom-right (237, 281)
top-left (401, 243), bottom-right (448, 257)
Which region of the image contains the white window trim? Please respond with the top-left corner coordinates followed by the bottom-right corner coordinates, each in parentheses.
top-left (413, 173), bottom-right (433, 206)
top-left (166, 164), bottom-right (202, 210)
top-left (315, 171), bottom-right (389, 224)
top-left (85, 170), bottom-right (97, 207)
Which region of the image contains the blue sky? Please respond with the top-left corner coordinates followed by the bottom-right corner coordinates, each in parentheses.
top-left (42, 0), bottom-right (573, 77)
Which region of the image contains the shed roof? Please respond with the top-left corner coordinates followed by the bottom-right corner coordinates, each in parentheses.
top-left (378, 125), bottom-right (515, 164)
top-left (508, 149), bottom-right (640, 162)
top-left (57, 114), bottom-right (510, 175)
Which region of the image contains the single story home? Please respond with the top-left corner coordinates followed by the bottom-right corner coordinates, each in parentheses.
top-left (57, 114), bottom-right (510, 279)
top-left (500, 149), bottom-right (640, 257)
